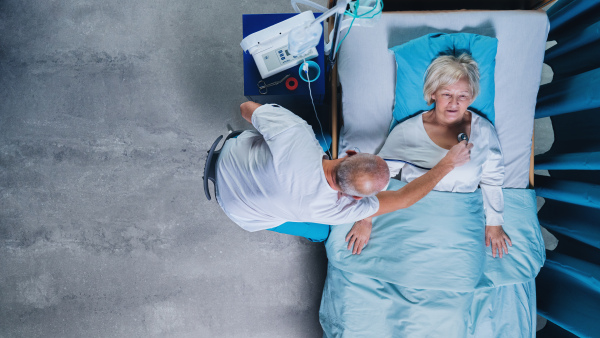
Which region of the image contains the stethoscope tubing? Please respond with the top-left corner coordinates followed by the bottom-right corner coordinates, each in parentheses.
top-left (383, 133), bottom-right (469, 171)
top-left (383, 158), bottom-right (431, 170)
top-left (382, 159), bottom-right (432, 171)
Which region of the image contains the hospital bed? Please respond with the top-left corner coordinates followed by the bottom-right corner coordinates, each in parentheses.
top-left (319, 1), bottom-right (550, 336)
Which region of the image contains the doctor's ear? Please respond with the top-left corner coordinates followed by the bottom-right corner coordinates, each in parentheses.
top-left (345, 150), bottom-right (358, 157)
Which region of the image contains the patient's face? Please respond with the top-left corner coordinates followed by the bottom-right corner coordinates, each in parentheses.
top-left (431, 78), bottom-right (473, 124)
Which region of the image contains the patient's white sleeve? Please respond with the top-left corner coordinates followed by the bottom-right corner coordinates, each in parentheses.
top-left (480, 125), bottom-right (505, 226)
top-left (386, 161), bottom-right (405, 177)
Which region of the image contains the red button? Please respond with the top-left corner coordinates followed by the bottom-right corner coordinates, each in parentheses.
top-left (286, 77), bottom-right (298, 91)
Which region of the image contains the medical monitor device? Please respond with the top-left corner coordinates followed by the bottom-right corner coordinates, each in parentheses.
top-left (240, 11), bottom-right (319, 79)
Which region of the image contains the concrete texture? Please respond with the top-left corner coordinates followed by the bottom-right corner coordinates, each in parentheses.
top-left (0, 1), bottom-right (329, 337)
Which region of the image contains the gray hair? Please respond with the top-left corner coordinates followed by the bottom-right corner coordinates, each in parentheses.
top-left (336, 153), bottom-right (390, 197)
top-left (423, 53), bottom-right (480, 105)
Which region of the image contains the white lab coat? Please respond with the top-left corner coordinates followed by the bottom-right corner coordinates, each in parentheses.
top-left (216, 104), bottom-right (379, 232)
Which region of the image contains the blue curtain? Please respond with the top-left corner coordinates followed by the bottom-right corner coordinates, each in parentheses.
top-left (535, 1), bottom-right (600, 336)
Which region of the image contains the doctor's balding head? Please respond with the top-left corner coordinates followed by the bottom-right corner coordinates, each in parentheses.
top-left (336, 152), bottom-right (390, 199)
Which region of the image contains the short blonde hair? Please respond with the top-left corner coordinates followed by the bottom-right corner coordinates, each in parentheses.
top-left (423, 54), bottom-right (480, 105)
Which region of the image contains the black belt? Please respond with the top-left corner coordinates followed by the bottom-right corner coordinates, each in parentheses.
top-left (203, 130), bottom-right (243, 201)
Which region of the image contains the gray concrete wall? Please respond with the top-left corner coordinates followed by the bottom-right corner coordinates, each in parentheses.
top-left (0, 1), bottom-right (328, 337)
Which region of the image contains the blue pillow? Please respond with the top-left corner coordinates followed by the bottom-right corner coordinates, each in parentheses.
top-left (389, 33), bottom-right (498, 129)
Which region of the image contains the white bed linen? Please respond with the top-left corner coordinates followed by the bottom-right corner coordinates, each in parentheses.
top-left (337, 10), bottom-right (549, 188)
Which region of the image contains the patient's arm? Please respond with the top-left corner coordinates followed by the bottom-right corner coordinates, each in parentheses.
top-left (481, 123), bottom-right (509, 257)
top-left (486, 226), bottom-right (512, 258)
top-left (346, 217), bottom-right (372, 255)
top-left (371, 141), bottom-right (473, 217)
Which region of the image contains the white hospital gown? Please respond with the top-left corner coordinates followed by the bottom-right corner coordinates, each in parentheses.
top-left (378, 111), bottom-right (505, 225)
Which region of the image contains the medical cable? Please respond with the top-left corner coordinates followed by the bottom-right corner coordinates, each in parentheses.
top-left (382, 159), bottom-right (432, 171)
top-left (346, 0), bottom-right (384, 19)
top-left (335, 14), bottom-right (356, 55)
top-left (383, 133), bottom-right (470, 171)
top-left (335, 0), bottom-right (384, 54)
top-left (303, 59), bottom-right (332, 159)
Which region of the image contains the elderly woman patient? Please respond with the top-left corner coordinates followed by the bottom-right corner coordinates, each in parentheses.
top-left (347, 53), bottom-right (511, 258)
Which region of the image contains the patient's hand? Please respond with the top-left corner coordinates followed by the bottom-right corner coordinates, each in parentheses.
top-left (346, 217), bottom-right (372, 255)
top-left (485, 225), bottom-right (512, 258)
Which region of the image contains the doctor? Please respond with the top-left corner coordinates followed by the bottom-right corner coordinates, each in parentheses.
top-left (215, 101), bottom-right (472, 242)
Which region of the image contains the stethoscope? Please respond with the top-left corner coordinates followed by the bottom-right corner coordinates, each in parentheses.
top-left (383, 133), bottom-right (469, 171)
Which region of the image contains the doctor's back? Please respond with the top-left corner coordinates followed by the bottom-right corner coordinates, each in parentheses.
top-left (215, 104), bottom-right (378, 232)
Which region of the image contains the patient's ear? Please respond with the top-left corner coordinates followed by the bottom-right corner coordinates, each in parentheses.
top-left (352, 195), bottom-right (363, 200)
top-left (345, 150), bottom-right (358, 157)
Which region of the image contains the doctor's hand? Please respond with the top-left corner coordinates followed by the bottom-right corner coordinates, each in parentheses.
top-left (346, 217), bottom-right (372, 255)
top-left (440, 141), bottom-right (473, 169)
top-left (486, 225), bottom-right (512, 258)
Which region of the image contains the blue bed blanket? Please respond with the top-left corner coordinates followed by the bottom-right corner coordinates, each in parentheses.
top-left (320, 265), bottom-right (538, 337)
top-left (320, 180), bottom-right (545, 337)
top-left (325, 179), bottom-right (546, 292)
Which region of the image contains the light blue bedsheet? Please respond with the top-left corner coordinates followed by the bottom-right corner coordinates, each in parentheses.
top-left (320, 179), bottom-right (545, 337)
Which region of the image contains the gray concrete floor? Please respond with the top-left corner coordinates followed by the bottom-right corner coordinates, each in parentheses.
top-left (0, 1), bottom-right (329, 337)
top-left (0, 1), bottom-right (555, 337)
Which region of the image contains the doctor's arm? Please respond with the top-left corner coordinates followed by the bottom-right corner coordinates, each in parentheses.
top-left (371, 141), bottom-right (473, 217)
top-left (240, 101), bottom-right (262, 123)
top-left (346, 142), bottom-right (472, 254)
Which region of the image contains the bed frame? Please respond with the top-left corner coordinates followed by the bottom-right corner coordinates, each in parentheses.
top-left (326, 0), bottom-right (550, 188)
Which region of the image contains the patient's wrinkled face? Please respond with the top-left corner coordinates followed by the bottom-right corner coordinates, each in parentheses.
top-left (431, 77), bottom-right (473, 124)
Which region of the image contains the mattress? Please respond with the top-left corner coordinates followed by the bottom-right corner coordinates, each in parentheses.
top-left (337, 10), bottom-right (550, 188)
